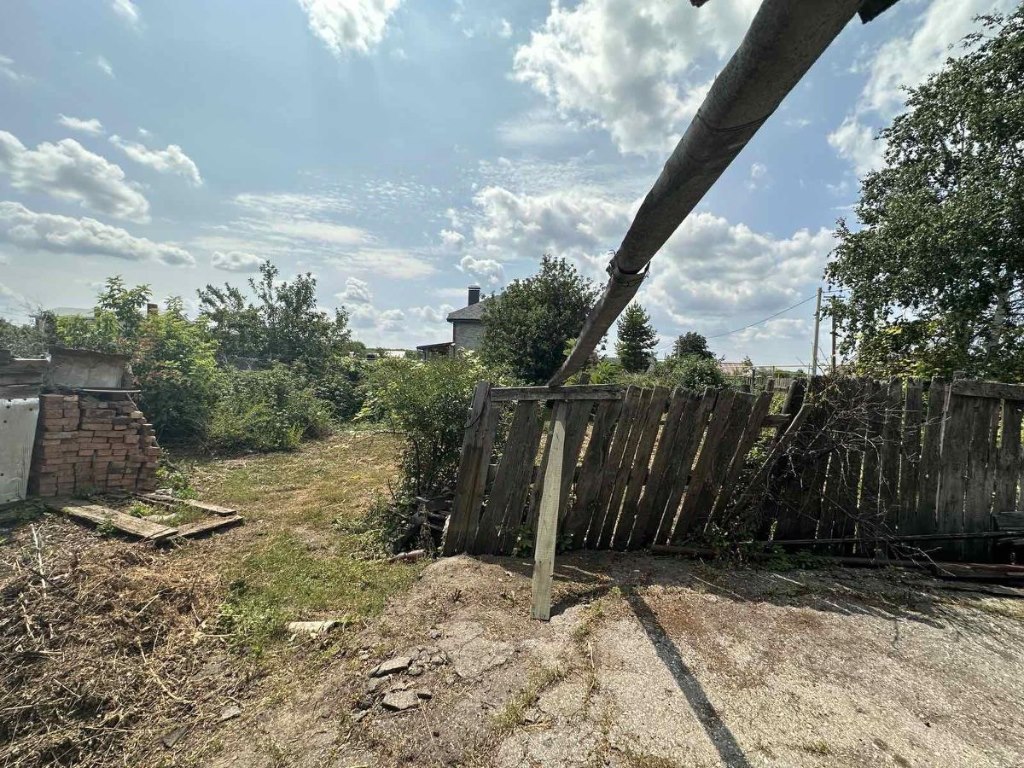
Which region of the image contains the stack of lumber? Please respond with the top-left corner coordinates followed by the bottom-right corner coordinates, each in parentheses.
top-left (29, 394), bottom-right (160, 497)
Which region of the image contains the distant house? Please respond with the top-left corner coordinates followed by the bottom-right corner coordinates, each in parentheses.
top-left (417, 286), bottom-right (489, 359)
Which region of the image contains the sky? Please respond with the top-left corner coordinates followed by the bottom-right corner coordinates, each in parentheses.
top-left (0, 0), bottom-right (1013, 366)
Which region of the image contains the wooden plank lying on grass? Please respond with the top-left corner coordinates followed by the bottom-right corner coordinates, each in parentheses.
top-left (50, 499), bottom-right (178, 541)
top-left (171, 514), bottom-right (244, 540)
top-left (140, 493), bottom-right (237, 516)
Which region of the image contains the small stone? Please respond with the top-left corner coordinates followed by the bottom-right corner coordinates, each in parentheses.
top-left (352, 710), bottom-right (369, 723)
top-left (381, 691), bottom-right (420, 712)
top-left (429, 628), bottom-right (442, 639)
top-left (367, 678), bottom-right (385, 694)
top-left (218, 705), bottom-right (242, 722)
top-left (407, 665), bottom-right (423, 677)
top-left (371, 656), bottom-right (412, 677)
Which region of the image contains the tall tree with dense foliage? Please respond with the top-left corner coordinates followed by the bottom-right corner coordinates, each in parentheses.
top-left (480, 255), bottom-right (598, 383)
top-left (671, 331), bottom-right (714, 360)
top-left (616, 303), bottom-right (658, 372)
top-left (197, 261), bottom-right (350, 373)
top-left (50, 277), bottom-right (152, 353)
top-left (826, 10), bottom-right (1024, 379)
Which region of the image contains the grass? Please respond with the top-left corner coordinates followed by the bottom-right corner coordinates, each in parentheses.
top-left (183, 430), bottom-right (422, 655)
top-left (493, 664), bottom-right (569, 731)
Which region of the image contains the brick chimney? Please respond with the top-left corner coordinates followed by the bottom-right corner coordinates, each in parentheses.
top-left (468, 285), bottom-right (481, 306)
top-left (146, 303), bottom-right (159, 316)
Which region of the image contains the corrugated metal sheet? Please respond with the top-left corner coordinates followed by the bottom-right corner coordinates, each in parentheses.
top-left (0, 396), bottom-right (39, 504)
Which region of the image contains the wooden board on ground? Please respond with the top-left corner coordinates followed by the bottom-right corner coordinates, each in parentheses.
top-left (171, 514), bottom-right (244, 540)
top-left (50, 499), bottom-right (178, 541)
top-left (140, 493), bottom-right (237, 516)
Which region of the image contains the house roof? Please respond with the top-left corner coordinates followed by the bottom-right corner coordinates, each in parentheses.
top-left (446, 296), bottom-right (489, 323)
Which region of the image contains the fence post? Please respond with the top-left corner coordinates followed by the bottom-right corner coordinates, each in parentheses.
top-left (444, 381), bottom-right (493, 555)
top-left (531, 400), bottom-right (567, 621)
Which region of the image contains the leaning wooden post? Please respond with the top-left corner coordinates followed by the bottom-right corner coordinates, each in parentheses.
top-left (531, 400), bottom-right (567, 621)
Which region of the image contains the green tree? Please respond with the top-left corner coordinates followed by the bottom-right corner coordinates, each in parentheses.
top-left (671, 331), bottom-right (714, 360)
top-left (480, 255), bottom-right (598, 383)
top-left (616, 303), bottom-right (658, 373)
top-left (50, 276), bottom-right (152, 353)
top-left (826, 10), bottom-right (1024, 379)
top-left (198, 261), bottom-right (351, 373)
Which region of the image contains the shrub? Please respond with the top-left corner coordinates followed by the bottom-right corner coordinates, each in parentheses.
top-left (306, 355), bottom-right (369, 422)
top-left (133, 299), bottom-right (222, 444)
top-left (359, 354), bottom-right (498, 496)
top-left (588, 354), bottom-right (724, 391)
top-left (210, 365), bottom-right (333, 452)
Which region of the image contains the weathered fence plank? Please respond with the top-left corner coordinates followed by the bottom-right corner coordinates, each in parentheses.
top-left (857, 380), bottom-right (885, 546)
top-left (587, 386), bottom-right (643, 548)
top-left (949, 379), bottom-right (1024, 402)
top-left (495, 403), bottom-right (545, 555)
top-left (598, 388), bottom-right (654, 548)
top-left (963, 396), bottom-right (1000, 560)
top-left (615, 385), bottom-right (670, 549)
top-left (879, 378), bottom-right (904, 529)
top-left (633, 388), bottom-right (691, 545)
top-left (897, 379), bottom-right (923, 533)
top-left (916, 376), bottom-right (947, 530)
top-left (995, 399), bottom-right (1024, 515)
top-left (474, 399), bottom-right (538, 554)
top-left (445, 381), bottom-right (495, 555)
top-left (565, 399), bottom-right (621, 547)
top-left (710, 387), bottom-right (774, 521)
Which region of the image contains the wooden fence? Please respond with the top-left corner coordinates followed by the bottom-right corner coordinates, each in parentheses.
top-left (444, 376), bottom-right (1024, 565)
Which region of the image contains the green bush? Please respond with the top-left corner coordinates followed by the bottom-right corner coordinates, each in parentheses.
top-left (210, 365), bottom-right (333, 452)
top-left (306, 355), bottom-right (369, 422)
top-left (588, 354), bottom-right (724, 392)
top-left (133, 299), bottom-right (223, 444)
top-left (359, 354), bottom-right (501, 496)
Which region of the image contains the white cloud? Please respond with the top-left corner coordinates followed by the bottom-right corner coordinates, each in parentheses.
top-left (0, 201), bottom-right (193, 266)
top-left (109, 0), bottom-right (140, 27)
top-left (830, 0), bottom-right (1015, 176)
top-left (0, 131), bottom-right (149, 222)
top-left (498, 18), bottom-right (513, 39)
top-left (458, 255), bottom-right (504, 287)
top-left (450, 184), bottom-right (833, 346)
top-left (513, 0), bottom-right (758, 154)
top-left (57, 115), bottom-right (105, 136)
top-left (336, 276), bottom-right (373, 305)
top-left (96, 55), bottom-right (114, 77)
top-left (0, 54), bottom-right (26, 82)
top-left (211, 251), bottom-right (263, 272)
top-left (407, 304), bottom-right (455, 323)
top-left (295, 0), bottom-right (403, 55)
top-left (496, 106), bottom-right (579, 149)
top-left (109, 135), bottom-right (203, 186)
top-left (439, 228), bottom-right (465, 250)
top-left (746, 161), bottom-right (769, 190)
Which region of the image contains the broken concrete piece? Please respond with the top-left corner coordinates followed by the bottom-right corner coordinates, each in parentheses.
top-left (381, 690), bottom-right (420, 711)
top-left (287, 620), bottom-right (340, 635)
top-left (219, 705), bottom-right (242, 722)
top-left (371, 656), bottom-right (411, 677)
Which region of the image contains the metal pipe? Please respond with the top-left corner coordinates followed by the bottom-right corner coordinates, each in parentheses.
top-left (549, 0), bottom-right (863, 386)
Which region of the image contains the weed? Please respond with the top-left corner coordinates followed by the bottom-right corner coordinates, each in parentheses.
top-left (493, 665), bottom-right (567, 732)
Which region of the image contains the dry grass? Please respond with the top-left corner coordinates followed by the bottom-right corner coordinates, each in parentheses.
top-left (0, 430), bottom-right (422, 767)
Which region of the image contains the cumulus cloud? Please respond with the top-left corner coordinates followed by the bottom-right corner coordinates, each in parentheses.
top-left (109, 0), bottom-right (140, 26)
top-left (498, 18), bottom-right (512, 39)
top-left (336, 276), bottom-right (373, 305)
top-left (295, 0), bottom-right (403, 55)
top-left (109, 135), bottom-right (202, 186)
top-left (0, 131), bottom-right (149, 221)
top-left (513, 0), bottom-right (757, 154)
top-left (450, 184), bottom-right (833, 345)
top-left (458, 255), bottom-right (504, 287)
top-left (830, 0), bottom-right (1015, 176)
top-left (746, 161), bottom-right (769, 190)
top-left (0, 201), bottom-right (193, 266)
top-left (57, 115), bottom-right (105, 136)
top-left (96, 55), bottom-right (114, 77)
top-left (439, 229), bottom-right (465, 250)
top-left (211, 251), bottom-right (263, 272)
top-left (407, 304), bottom-right (455, 323)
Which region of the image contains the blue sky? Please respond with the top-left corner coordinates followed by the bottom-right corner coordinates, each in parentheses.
top-left (0, 0), bottom-right (1012, 366)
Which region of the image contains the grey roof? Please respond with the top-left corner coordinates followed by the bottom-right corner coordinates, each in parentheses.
top-left (446, 296), bottom-right (489, 323)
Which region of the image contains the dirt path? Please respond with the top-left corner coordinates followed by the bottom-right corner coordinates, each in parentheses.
top-left (210, 554), bottom-right (1024, 768)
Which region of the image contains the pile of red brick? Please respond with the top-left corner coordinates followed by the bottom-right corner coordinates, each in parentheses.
top-left (29, 394), bottom-right (161, 497)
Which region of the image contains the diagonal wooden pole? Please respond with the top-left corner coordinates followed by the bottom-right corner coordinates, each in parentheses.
top-left (531, 401), bottom-right (568, 621)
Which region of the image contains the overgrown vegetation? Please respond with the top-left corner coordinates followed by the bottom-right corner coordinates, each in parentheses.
top-left (827, 9), bottom-right (1024, 379)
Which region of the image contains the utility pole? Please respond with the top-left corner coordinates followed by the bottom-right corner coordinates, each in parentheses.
top-left (830, 296), bottom-right (838, 373)
top-left (810, 286), bottom-right (823, 377)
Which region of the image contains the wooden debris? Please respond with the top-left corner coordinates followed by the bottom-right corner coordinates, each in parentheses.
top-left (170, 514), bottom-right (244, 540)
top-left (388, 549), bottom-right (426, 563)
top-left (50, 499), bottom-right (178, 541)
top-left (140, 493), bottom-right (237, 516)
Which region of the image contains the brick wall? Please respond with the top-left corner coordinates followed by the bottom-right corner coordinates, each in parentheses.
top-left (28, 394), bottom-right (161, 497)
